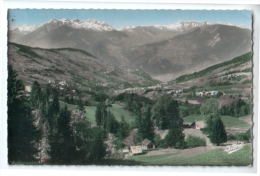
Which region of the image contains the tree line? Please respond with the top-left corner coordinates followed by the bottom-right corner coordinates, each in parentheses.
top-left (8, 65), bottom-right (107, 164)
top-left (9, 65), bottom-right (248, 164)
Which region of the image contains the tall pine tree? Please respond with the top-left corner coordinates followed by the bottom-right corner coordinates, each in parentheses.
top-left (138, 106), bottom-right (154, 141)
top-left (8, 65), bottom-right (41, 163)
top-left (210, 117), bottom-right (227, 146)
top-left (164, 99), bottom-right (185, 149)
top-left (30, 81), bottom-right (42, 108)
top-left (95, 102), bottom-right (107, 126)
top-left (48, 105), bottom-right (75, 164)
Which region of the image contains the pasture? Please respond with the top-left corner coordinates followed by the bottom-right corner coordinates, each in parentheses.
top-left (59, 101), bottom-right (134, 124)
top-left (183, 115), bottom-right (251, 127)
top-left (127, 144), bottom-right (252, 166)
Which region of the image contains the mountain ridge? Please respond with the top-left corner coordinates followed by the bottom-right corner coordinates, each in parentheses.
top-left (9, 19), bottom-right (251, 34)
top-left (9, 20), bottom-right (252, 82)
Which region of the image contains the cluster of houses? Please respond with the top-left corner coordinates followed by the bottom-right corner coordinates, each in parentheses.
top-left (112, 83), bottom-right (171, 96)
top-left (195, 91), bottom-right (225, 97)
top-left (122, 139), bottom-right (155, 156)
top-left (48, 80), bottom-right (76, 94)
top-left (213, 73), bottom-right (240, 81)
top-left (122, 121), bottom-right (206, 156)
top-left (165, 89), bottom-right (183, 95)
top-left (222, 73), bottom-right (240, 80)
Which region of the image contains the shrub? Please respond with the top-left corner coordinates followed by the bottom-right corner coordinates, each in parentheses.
top-left (185, 135), bottom-right (206, 148)
top-left (113, 139), bottom-right (125, 150)
top-left (227, 134), bottom-right (236, 140)
top-left (242, 79), bottom-right (252, 84)
top-left (235, 129), bottom-right (251, 142)
top-left (227, 130), bottom-right (252, 142)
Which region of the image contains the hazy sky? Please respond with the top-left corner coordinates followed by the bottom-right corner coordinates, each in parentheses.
top-left (8, 9), bottom-right (252, 29)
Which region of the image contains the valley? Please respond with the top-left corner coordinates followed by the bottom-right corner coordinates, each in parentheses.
top-left (9, 19), bottom-right (251, 82)
top-left (7, 17), bottom-right (253, 166)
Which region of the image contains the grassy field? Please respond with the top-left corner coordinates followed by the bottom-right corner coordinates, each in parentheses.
top-left (127, 144), bottom-right (252, 166)
top-left (59, 101), bottom-right (77, 110)
top-left (183, 115), bottom-right (251, 127)
top-left (59, 101), bottom-right (134, 124)
top-left (107, 104), bottom-right (135, 123)
top-left (221, 116), bottom-right (251, 127)
top-left (84, 104), bottom-right (135, 124)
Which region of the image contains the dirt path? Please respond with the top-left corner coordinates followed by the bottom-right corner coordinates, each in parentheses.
top-left (225, 126), bottom-right (251, 135)
top-left (238, 115), bottom-right (252, 125)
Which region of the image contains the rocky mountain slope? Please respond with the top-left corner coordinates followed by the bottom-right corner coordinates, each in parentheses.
top-left (8, 43), bottom-right (160, 90)
top-left (9, 19), bottom-right (252, 82)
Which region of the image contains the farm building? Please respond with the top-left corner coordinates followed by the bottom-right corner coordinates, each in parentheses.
top-left (141, 139), bottom-right (153, 150)
top-left (194, 121), bottom-right (206, 130)
top-left (122, 148), bottom-right (130, 154)
top-left (183, 122), bottom-right (196, 129)
top-left (130, 146), bottom-right (142, 155)
top-left (25, 85), bottom-right (31, 92)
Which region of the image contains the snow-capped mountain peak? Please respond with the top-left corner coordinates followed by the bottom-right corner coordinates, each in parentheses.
top-left (9, 25), bottom-right (38, 34)
top-left (46, 19), bottom-right (115, 31)
top-left (119, 21), bottom-right (213, 31)
top-left (119, 21), bottom-right (250, 32)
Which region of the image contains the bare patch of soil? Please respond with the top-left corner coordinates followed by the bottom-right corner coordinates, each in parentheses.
top-left (225, 127), bottom-right (251, 135)
top-left (239, 115), bottom-right (252, 125)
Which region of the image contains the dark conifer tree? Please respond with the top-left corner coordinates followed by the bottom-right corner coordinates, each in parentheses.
top-left (164, 99), bottom-right (185, 148)
top-left (104, 111), bottom-right (119, 134)
top-left (89, 130), bottom-right (107, 162)
top-left (210, 117), bottom-right (227, 146)
top-left (48, 105), bottom-right (75, 164)
top-left (166, 99), bottom-right (181, 127)
top-left (30, 81), bottom-right (42, 108)
top-left (164, 122), bottom-right (185, 149)
top-left (8, 65), bottom-right (41, 163)
top-left (139, 107), bottom-right (154, 141)
top-left (134, 108), bottom-right (142, 129)
top-left (95, 102), bottom-right (107, 126)
top-left (117, 115), bottom-right (130, 139)
top-left (51, 89), bottom-right (60, 115)
top-left (77, 98), bottom-right (85, 114)
top-left (152, 95), bottom-right (171, 129)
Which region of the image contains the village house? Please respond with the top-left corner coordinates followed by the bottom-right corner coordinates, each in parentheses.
top-left (122, 148), bottom-right (130, 154)
top-left (48, 80), bottom-right (55, 84)
top-left (67, 89), bottom-right (76, 94)
top-left (58, 80), bottom-right (66, 86)
top-left (130, 146), bottom-right (142, 155)
top-left (25, 85), bottom-right (31, 93)
top-left (194, 121), bottom-right (206, 130)
top-left (183, 122), bottom-right (195, 128)
top-left (141, 139), bottom-right (154, 150)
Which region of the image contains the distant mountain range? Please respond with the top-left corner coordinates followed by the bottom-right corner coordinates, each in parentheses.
top-left (9, 25), bottom-right (38, 34)
top-left (9, 19), bottom-right (250, 33)
top-left (9, 19), bottom-right (252, 82)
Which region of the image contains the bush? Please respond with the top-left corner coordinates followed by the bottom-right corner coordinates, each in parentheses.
top-left (154, 135), bottom-right (166, 148)
top-left (227, 134), bottom-right (236, 141)
top-left (242, 79), bottom-right (252, 84)
top-left (185, 135), bottom-right (206, 148)
top-left (235, 129), bottom-right (251, 142)
top-left (113, 139), bottom-right (125, 150)
top-left (227, 130), bottom-right (252, 142)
